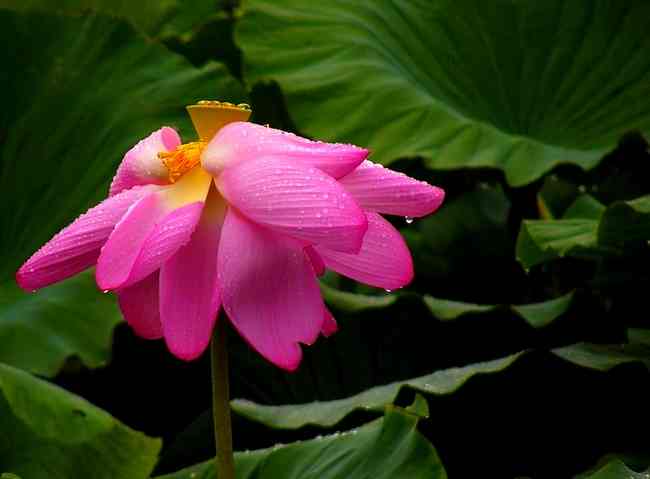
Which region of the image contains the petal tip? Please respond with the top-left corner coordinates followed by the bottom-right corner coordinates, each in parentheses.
top-left (160, 126), bottom-right (182, 150)
top-left (95, 268), bottom-right (115, 292)
top-left (355, 146), bottom-right (370, 160)
top-left (15, 268), bottom-right (34, 292)
top-left (429, 186), bottom-right (446, 214)
top-left (166, 341), bottom-right (208, 362)
top-left (109, 127), bottom-right (180, 196)
top-left (321, 309), bottom-right (338, 337)
top-left (276, 350), bottom-right (302, 372)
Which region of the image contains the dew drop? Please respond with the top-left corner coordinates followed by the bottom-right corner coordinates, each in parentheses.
top-left (102, 289), bottom-right (110, 294)
top-left (384, 289), bottom-right (393, 293)
top-left (405, 216), bottom-right (414, 224)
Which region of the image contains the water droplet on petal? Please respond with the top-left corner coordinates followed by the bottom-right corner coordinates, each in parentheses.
top-left (102, 289), bottom-right (110, 294)
top-left (384, 289), bottom-right (393, 293)
top-left (405, 216), bottom-right (414, 224)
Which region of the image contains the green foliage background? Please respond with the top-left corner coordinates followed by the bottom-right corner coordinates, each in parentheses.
top-left (1, 1), bottom-right (650, 478)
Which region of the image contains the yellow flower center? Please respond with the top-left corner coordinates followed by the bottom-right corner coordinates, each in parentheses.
top-left (158, 141), bottom-right (207, 183)
top-left (158, 100), bottom-right (252, 183)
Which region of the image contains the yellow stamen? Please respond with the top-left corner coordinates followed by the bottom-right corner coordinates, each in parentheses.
top-left (158, 141), bottom-right (207, 183)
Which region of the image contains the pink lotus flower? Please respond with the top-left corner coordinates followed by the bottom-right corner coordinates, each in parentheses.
top-left (16, 105), bottom-right (444, 371)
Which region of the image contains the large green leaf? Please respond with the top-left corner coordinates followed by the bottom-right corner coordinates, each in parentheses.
top-left (516, 219), bottom-right (602, 269)
top-left (232, 352), bottom-right (525, 429)
top-left (564, 195), bottom-right (607, 220)
top-left (0, 9), bottom-right (246, 374)
top-left (0, 362), bottom-right (161, 478)
top-left (232, 338), bottom-right (650, 431)
top-left (155, 406), bottom-right (446, 479)
top-left (321, 281), bottom-right (573, 328)
top-left (598, 195), bottom-right (650, 247)
top-left (0, 271), bottom-right (121, 376)
top-left (517, 194), bottom-right (650, 268)
top-left (237, 0), bottom-right (650, 185)
top-left (0, 9), bottom-right (246, 275)
top-left (576, 457), bottom-right (650, 479)
top-left (553, 342), bottom-right (650, 372)
top-left (423, 291), bottom-right (574, 328)
top-left (0, 0), bottom-right (220, 37)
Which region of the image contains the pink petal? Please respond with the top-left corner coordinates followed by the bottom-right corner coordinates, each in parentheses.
top-left (16, 185), bottom-right (157, 291)
top-left (202, 122), bottom-right (368, 178)
top-left (315, 212), bottom-right (414, 290)
top-left (97, 168), bottom-right (211, 290)
top-left (117, 272), bottom-right (162, 340)
top-left (339, 161), bottom-right (445, 217)
top-left (159, 193), bottom-right (225, 361)
top-left (218, 208), bottom-right (325, 371)
top-left (217, 158), bottom-right (368, 253)
top-left (96, 194), bottom-right (204, 291)
top-left (109, 127), bottom-right (180, 196)
top-left (304, 246), bottom-right (325, 276)
top-left (321, 307), bottom-right (338, 337)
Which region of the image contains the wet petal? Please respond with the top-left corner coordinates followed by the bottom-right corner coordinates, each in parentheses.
top-left (340, 161), bottom-right (445, 217)
top-left (202, 121), bottom-right (368, 178)
top-left (315, 212), bottom-right (414, 290)
top-left (217, 157), bottom-right (367, 253)
top-left (218, 208), bottom-right (324, 371)
top-left (16, 185), bottom-right (157, 291)
top-left (117, 272), bottom-right (162, 340)
top-left (109, 127), bottom-right (180, 196)
top-left (159, 191), bottom-right (225, 361)
top-left (96, 168), bottom-right (211, 290)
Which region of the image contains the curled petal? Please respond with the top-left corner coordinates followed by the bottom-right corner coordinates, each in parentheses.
top-left (117, 272), bottom-right (162, 340)
top-left (96, 168), bottom-right (211, 290)
top-left (339, 161), bottom-right (445, 217)
top-left (96, 196), bottom-right (202, 291)
top-left (217, 158), bottom-right (367, 253)
top-left (109, 127), bottom-right (180, 196)
top-left (315, 212), bottom-right (414, 290)
top-left (159, 192), bottom-right (225, 361)
top-left (16, 185), bottom-right (157, 291)
top-left (202, 122), bottom-right (368, 178)
top-left (218, 208), bottom-right (324, 371)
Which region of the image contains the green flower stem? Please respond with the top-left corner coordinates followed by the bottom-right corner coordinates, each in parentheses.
top-left (211, 320), bottom-right (235, 479)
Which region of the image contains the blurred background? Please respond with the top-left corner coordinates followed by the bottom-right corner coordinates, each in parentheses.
top-left (1, 1), bottom-right (650, 478)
